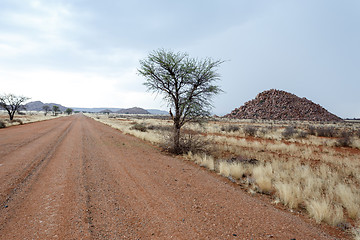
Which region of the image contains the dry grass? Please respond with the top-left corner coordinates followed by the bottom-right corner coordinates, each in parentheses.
top-left (353, 225), bottom-right (360, 240)
top-left (87, 113), bottom-right (360, 232)
top-left (0, 111), bottom-right (63, 127)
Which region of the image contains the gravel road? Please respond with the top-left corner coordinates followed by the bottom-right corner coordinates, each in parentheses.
top-left (0, 114), bottom-right (343, 239)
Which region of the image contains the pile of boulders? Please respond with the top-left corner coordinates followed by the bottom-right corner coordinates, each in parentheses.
top-left (225, 89), bottom-right (342, 122)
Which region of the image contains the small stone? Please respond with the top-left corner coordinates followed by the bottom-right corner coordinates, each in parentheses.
top-left (233, 234), bottom-right (237, 236)
top-left (4, 205), bottom-right (8, 208)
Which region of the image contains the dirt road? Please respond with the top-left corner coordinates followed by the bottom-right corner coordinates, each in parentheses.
top-left (0, 114), bottom-right (344, 239)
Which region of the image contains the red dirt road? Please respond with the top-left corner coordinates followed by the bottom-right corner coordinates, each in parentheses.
top-left (0, 114), bottom-right (343, 239)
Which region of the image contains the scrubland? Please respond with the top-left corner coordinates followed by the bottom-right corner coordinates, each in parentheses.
top-left (0, 111), bottom-right (63, 128)
top-left (88, 113), bottom-right (360, 238)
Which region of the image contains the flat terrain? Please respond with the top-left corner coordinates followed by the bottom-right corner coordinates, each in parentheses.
top-left (0, 114), bottom-right (344, 239)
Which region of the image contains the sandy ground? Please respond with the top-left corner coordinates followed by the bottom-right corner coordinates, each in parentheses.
top-left (0, 114), bottom-right (346, 239)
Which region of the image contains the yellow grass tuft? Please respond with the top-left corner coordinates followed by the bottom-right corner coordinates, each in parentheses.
top-left (219, 161), bottom-right (230, 177)
top-left (274, 182), bottom-right (301, 209)
top-left (336, 184), bottom-right (360, 219)
top-left (252, 163), bottom-right (273, 193)
top-left (305, 198), bottom-right (344, 225)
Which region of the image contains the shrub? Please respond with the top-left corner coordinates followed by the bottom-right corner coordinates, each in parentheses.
top-left (316, 127), bottom-right (336, 137)
top-left (335, 136), bottom-right (352, 148)
top-left (147, 125), bottom-right (172, 132)
top-left (297, 130), bottom-right (309, 139)
top-left (0, 120), bottom-right (5, 128)
top-left (243, 126), bottom-right (257, 137)
top-left (220, 125), bottom-right (240, 132)
top-left (282, 126), bottom-right (297, 139)
top-left (161, 133), bottom-right (207, 154)
top-left (307, 125), bottom-right (316, 135)
top-left (131, 123), bottom-right (147, 132)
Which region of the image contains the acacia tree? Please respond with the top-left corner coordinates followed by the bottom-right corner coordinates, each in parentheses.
top-left (138, 49), bottom-right (223, 154)
top-left (43, 105), bottom-right (51, 116)
top-left (52, 105), bottom-right (60, 116)
top-left (0, 94), bottom-right (30, 120)
top-left (65, 108), bottom-right (73, 115)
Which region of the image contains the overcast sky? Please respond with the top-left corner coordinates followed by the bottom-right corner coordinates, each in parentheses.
top-left (0, 0), bottom-right (359, 117)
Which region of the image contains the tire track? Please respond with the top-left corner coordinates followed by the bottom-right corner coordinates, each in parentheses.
top-left (0, 119), bottom-right (74, 227)
top-left (0, 122), bottom-right (65, 161)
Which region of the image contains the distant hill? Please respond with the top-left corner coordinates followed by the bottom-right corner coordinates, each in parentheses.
top-left (25, 101), bottom-right (67, 112)
top-left (225, 89), bottom-right (342, 122)
top-left (72, 107), bottom-right (168, 115)
top-left (146, 109), bottom-right (168, 115)
top-left (116, 107), bottom-right (150, 114)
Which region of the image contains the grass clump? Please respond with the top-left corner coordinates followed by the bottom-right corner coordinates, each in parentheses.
top-left (274, 182), bottom-right (301, 209)
top-left (252, 163), bottom-right (273, 193)
top-left (335, 184), bottom-right (359, 219)
top-left (305, 198), bottom-right (344, 225)
top-left (0, 120), bottom-right (5, 128)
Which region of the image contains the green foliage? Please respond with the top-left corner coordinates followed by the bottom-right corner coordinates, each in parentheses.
top-left (52, 105), bottom-right (60, 116)
top-left (42, 105), bottom-right (51, 116)
top-left (65, 108), bottom-right (73, 115)
top-left (138, 49), bottom-right (223, 153)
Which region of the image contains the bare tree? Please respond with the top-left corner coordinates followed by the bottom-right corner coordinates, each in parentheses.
top-left (43, 105), bottom-right (51, 116)
top-left (138, 49), bottom-right (223, 154)
top-left (0, 94), bottom-right (30, 120)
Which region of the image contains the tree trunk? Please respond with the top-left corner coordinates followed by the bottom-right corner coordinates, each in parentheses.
top-left (173, 125), bottom-right (181, 154)
top-left (7, 109), bottom-right (14, 121)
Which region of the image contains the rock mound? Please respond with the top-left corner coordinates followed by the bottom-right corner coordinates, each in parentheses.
top-left (225, 89), bottom-right (342, 121)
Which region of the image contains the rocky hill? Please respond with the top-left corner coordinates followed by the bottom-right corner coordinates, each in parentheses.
top-left (225, 89), bottom-right (342, 121)
top-left (116, 107), bottom-right (150, 114)
top-left (25, 101), bottom-right (67, 112)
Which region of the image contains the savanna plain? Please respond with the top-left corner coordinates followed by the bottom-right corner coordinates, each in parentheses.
top-left (0, 111), bottom-right (359, 239)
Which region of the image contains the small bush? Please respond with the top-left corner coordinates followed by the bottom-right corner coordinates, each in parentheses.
top-left (0, 121), bottom-right (6, 128)
top-left (161, 133), bottom-right (207, 154)
top-left (282, 126), bottom-right (297, 139)
top-left (131, 123), bottom-right (147, 132)
top-left (297, 131), bottom-right (309, 139)
top-left (147, 125), bottom-right (172, 132)
top-left (316, 127), bottom-right (336, 137)
top-left (308, 125), bottom-right (316, 135)
top-left (220, 125), bottom-right (240, 132)
top-left (243, 126), bottom-right (257, 137)
top-left (335, 136), bottom-right (352, 148)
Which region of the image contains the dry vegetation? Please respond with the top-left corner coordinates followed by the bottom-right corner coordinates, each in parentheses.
top-left (87, 113), bottom-right (360, 238)
top-left (0, 111), bottom-right (64, 128)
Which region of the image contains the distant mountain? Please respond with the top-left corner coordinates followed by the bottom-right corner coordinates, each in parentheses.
top-left (72, 107), bottom-right (168, 115)
top-left (147, 109), bottom-right (168, 115)
top-left (116, 107), bottom-right (150, 114)
top-left (72, 107), bottom-right (122, 113)
top-left (25, 101), bottom-right (67, 112)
